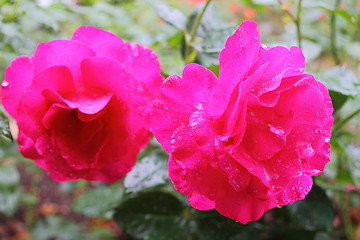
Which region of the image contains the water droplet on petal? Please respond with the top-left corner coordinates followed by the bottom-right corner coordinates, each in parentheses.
top-left (301, 144), bottom-right (315, 158)
top-left (1, 81), bottom-right (9, 88)
top-left (268, 124), bottom-right (285, 136)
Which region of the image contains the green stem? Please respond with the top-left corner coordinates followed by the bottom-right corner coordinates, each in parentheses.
top-left (184, 0), bottom-right (212, 63)
top-left (296, 0), bottom-right (302, 49)
top-left (330, 0), bottom-right (341, 65)
top-left (277, 0), bottom-right (302, 48)
top-left (189, 0), bottom-right (211, 42)
top-left (332, 107), bottom-right (360, 133)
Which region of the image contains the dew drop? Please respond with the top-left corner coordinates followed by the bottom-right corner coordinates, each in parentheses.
top-left (1, 81), bottom-right (9, 88)
top-left (268, 124), bottom-right (285, 136)
top-left (324, 137), bottom-right (330, 143)
top-left (302, 144), bottom-right (315, 158)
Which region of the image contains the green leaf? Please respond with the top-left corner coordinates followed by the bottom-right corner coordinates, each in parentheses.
top-left (317, 66), bottom-right (359, 96)
top-left (316, 6), bottom-right (356, 25)
top-left (114, 191), bottom-right (188, 240)
top-left (287, 185), bottom-right (335, 231)
top-left (316, 66), bottom-right (359, 111)
top-left (208, 65), bottom-right (219, 77)
top-left (71, 184), bottom-right (124, 218)
top-left (0, 164), bottom-right (19, 185)
top-left (191, 26), bottom-right (237, 67)
top-left (124, 151), bottom-right (169, 193)
top-left (0, 188), bottom-right (21, 217)
top-left (30, 215), bottom-right (85, 240)
top-left (87, 227), bottom-right (116, 240)
top-left (146, 0), bottom-right (187, 30)
top-left (0, 111), bottom-right (13, 141)
top-left (346, 42), bottom-right (360, 61)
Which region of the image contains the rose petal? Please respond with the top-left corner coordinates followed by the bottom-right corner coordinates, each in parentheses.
top-left (71, 25), bottom-right (126, 58)
top-left (151, 64), bottom-right (217, 152)
top-left (215, 189), bottom-right (275, 224)
top-left (251, 46), bottom-right (305, 96)
top-left (215, 21), bottom-right (261, 117)
top-left (31, 40), bottom-right (95, 86)
top-left (32, 65), bottom-right (76, 94)
top-left (72, 26), bottom-right (164, 99)
top-left (48, 105), bottom-right (107, 170)
top-left (188, 193), bottom-right (215, 211)
top-left (274, 175), bottom-right (313, 205)
top-left (1, 56), bottom-right (34, 118)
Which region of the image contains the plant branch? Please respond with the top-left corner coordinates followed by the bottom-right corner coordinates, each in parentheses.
top-left (330, 0), bottom-right (341, 65)
top-left (296, 0), bottom-right (302, 49)
top-left (332, 106), bottom-right (360, 133)
top-left (278, 0), bottom-right (302, 48)
top-left (184, 0), bottom-right (212, 63)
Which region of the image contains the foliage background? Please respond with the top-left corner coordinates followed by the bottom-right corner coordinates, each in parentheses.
top-left (1, 0), bottom-right (360, 239)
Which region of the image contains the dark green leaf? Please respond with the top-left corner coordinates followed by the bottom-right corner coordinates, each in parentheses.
top-left (114, 191), bottom-right (188, 240)
top-left (189, 209), bottom-right (248, 240)
top-left (287, 185), bottom-right (334, 231)
top-left (0, 111), bottom-right (13, 141)
top-left (124, 151), bottom-right (169, 193)
top-left (146, 0), bottom-right (187, 30)
top-left (328, 91), bottom-right (348, 112)
top-left (71, 184), bottom-right (124, 218)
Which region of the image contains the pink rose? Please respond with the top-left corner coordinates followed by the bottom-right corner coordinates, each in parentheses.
top-left (151, 20), bottom-right (334, 223)
top-left (1, 26), bottom-right (164, 182)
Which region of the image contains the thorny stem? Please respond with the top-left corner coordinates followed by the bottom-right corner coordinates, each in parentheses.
top-left (278, 0), bottom-right (302, 48)
top-left (184, 0), bottom-right (212, 63)
top-left (330, 0), bottom-right (341, 65)
top-left (332, 107), bottom-right (360, 133)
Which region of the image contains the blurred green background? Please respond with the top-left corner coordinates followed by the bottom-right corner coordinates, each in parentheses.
top-left (1, 0), bottom-right (360, 239)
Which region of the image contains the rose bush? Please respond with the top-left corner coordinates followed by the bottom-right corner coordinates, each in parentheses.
top-left (1, 26), bottom-right (164, 182)
top-left (151, 20), bottom-right (334, 223)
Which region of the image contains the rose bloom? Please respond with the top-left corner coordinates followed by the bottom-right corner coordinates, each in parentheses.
top-left (1, 26), bottom-right (164, 182)
top-left (151, 20), bottom-right (333, 223)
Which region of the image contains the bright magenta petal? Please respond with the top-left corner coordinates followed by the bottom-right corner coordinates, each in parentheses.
top-left (1, 56), bottom-right (34, 118)
top-left (151, 20), bottom-right (333, 224)
top-left (31, 40), bottom-right (95, 86)
top-left (151, 64), bottom-right (217, 152)
top-left (32, 65), bottom-right (76, 94)
top-left (71, 25), bottom-right (125, 58)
